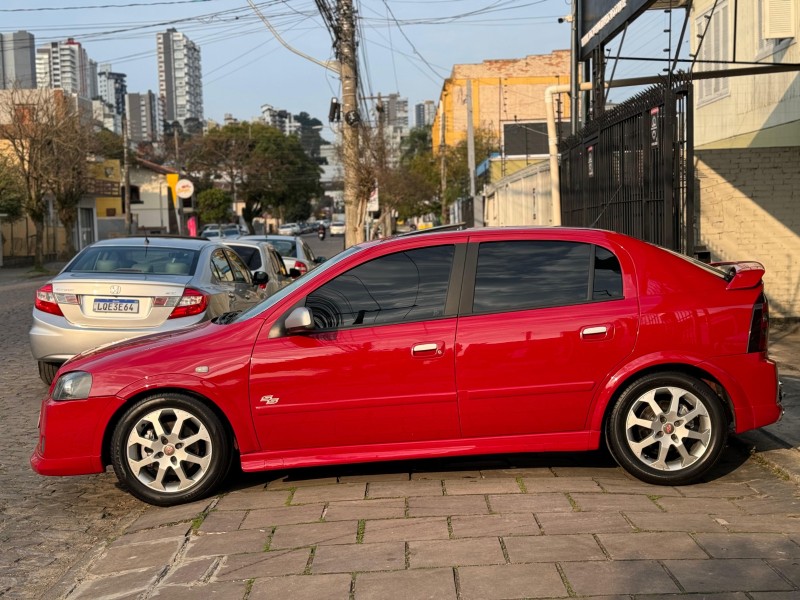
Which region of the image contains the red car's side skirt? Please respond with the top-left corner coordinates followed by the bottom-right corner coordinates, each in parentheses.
top-left (240, 431), bottom-right (601, 472)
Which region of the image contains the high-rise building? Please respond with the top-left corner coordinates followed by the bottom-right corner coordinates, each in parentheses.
top-left (380, 93), bottom-right (409, 128)
top-left (35, 38), bottom-right (97, 99)
top-left (375, 93), bottom-right (409, 167)
top-left (97, 64), bottom-right (127, 116)
top-left (92, 98), bottom-right (121, 134)
top-left (414, 100), bottom-right (436, 128)
top-left (260, 104), bottom-right (300, 136)
top-left (157, 28), bottom-right (203, 127)
top-left (126, 91), bottom-right (162, 144)
top-left (0, 30), bottom-right (36, 89)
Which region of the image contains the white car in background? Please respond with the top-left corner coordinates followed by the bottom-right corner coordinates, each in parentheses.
top-left (329, 221), bottom-right (346, 236)
top-left (223, 240), bottom-right (294, 296)
top-left (240, 234), bottom-right (326, 276)
top-left (278, 222), bottom-right (301, 236)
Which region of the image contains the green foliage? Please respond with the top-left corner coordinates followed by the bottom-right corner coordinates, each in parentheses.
top-left (197, 188), bottom-right (233, 224)
top-left (0, 158), bottom-right (25, 220)
top-left (185, 121), bottom-right (321, 229)
top-left (92, 129), bottom-right (124, 160)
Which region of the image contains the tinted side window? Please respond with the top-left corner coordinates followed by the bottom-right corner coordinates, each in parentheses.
top-left (231, 245), bottom-right (261, 270)
top-left (306, 245), bottom-right (454, 329)
top-left (593, 246), bottom-right (623, 300)
top-left (473, 241), bottom-right (590, 313)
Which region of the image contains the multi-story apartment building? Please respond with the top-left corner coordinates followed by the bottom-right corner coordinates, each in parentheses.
top-left (260, 104), bottom-right (300, 136)
top-left (125, 91), bottom-right (162, 144)
top-left (36, 38), bottom-right (97, 99)
top-left (157, 28), bottom-right (203, 127)
top-left (0, 30), bottom-right (36, 89)
top-left (414, 100), bottom-right (436, 128)
top-left (97, 64), bottom-right (127, 117)
top-left (374, 93), bottom-right (410, 167)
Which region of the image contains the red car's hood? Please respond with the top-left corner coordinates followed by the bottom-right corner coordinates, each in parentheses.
top-left (64, 321), bottom-right (214, 367)
top-left (61, 317), bottom-right (265, 389)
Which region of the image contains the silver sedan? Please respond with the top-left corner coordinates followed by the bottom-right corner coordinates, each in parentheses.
top-left (30, 236), bottom-right (267, 384)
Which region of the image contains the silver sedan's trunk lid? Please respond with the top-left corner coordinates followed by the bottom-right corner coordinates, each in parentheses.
top-left (51, 274), bottom-right (191, 329)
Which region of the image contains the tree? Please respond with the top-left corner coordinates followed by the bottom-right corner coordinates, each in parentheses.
top-left (0, 88), bottom-right (73, 268)
top-left (50, 107), bottom-right (93, 258)
top-left (184, 122), bottom-right (256, 222)
top-left (93, 128), bottom-right (124, 161)
top-left (196, 188), bottom-right (232, 224)
top-left (440, 128), bottom-right (499, 222)
top-left (186, 122), bottom-right (322, 233)
top-left (295, 111), bottom-right (326, 163)
top-left (0, 155), bottom-right (25, 220)
top-left (245, 127), bottom-right (321, 225)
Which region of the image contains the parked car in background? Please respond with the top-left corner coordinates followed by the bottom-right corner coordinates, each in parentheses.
top-left (240, 234), bottom-right (326, 276)
top-left (32, 227), bottom-right (782, 506)
top-left (223, 239), bottom-right (295, 296)
top-left (30, 236), bottom-right (268, 384)
top-left (199, 223), bottom-right (220, 237)
top-left (201, 225), bottom-right (241, 241)
top-left (278, 222), bottom-right (301, 236)
top-left (329, 221), bottom-right (345, 236)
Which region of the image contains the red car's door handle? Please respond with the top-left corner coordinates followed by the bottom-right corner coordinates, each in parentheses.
top-left (412, 342), bottom-right (444, 357)
top-left (581, 325), bottom-right (610, 340)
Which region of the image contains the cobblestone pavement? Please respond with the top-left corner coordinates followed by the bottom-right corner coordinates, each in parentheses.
top-left (3, 263), bottom-right (800, 600)
top-left (0, 276), bottom-right (146, 599)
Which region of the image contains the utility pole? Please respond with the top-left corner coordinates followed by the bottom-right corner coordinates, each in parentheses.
top-left (248, 0), bottom-right (360, 243)
top-left (337, 0), bottom-right (362, 247)
top-left (466, 80), bottom-right (479, 227)
top-left (122, 113), bottom-right (132, 234)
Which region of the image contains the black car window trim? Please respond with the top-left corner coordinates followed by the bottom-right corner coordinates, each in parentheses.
top-left (460, 240), bottom-right (625, 317)
top-left (304, 242), bottom-right (464, 333)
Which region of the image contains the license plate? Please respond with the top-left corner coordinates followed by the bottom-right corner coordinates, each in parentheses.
top-left (93, 298), bottom-right (139, 313)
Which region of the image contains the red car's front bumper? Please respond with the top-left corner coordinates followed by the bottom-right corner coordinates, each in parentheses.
top-left (31, 395), bottom-right (120, 477)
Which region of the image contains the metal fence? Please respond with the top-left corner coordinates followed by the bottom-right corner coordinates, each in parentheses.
top-left (559, 76), bottom-right (694, 254)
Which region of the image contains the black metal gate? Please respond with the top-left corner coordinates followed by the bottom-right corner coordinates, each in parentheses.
top-left (559, 76), bottom-right (694, 254)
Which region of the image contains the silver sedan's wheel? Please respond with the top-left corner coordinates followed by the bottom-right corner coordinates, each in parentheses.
top-left (112, 394), bottom-right (231, 506)
top-left (606, 373), bottom-right (727, 485)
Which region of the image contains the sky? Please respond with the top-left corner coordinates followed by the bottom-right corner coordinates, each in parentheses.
top-left (2, 0), bottom-right (682, 141)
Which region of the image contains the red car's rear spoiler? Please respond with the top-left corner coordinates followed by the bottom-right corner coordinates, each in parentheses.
top-left (711, 261), bottom-right (765, 290)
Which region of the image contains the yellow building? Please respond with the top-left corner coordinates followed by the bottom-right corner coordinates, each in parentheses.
top-left (432, 50), bottom-right (572, 152)
top-left (89, 159), bottom-right (123, 217)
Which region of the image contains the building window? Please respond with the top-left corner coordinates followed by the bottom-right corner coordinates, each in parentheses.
top-left (695, 0), bottom-right (730, 104)
top-left (756, 0), bottom-right (794, 59)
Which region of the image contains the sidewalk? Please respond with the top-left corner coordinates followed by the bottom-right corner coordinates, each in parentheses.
top-left (0, 262), bottom-right (65, 285)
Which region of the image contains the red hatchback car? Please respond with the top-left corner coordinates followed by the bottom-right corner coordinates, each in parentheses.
top-left (32, 228), bottom-right (782, 506)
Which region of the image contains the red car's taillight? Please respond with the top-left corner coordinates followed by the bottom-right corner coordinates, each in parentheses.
top-left (168, 288), bottom-right (208, 319)
top-left (35, 284), bottom-right (64, 316)
top-left (747, 292), bottom-right (769, 353)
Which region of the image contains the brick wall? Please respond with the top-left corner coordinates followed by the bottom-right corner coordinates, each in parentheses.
top-left (695, 147), bottom-right (800, 318)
